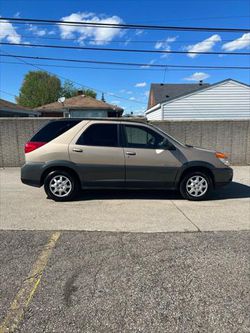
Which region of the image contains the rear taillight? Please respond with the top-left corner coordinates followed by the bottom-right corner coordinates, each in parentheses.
top-left (24, 141), bottom-right (46, 154)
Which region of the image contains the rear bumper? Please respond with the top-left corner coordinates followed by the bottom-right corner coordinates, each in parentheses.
top-left (213, 167), bottom-right (233, 188)
top-left (21, 163), bottom-right (44, 187)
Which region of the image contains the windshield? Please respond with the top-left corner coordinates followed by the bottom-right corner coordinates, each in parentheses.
top-left (150, 124), bottom-right (186, 147)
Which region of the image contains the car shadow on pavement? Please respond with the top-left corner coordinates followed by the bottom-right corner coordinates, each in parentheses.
top-left (211, 181), bottom-right (250, 200)
top-left (76, 181), bottom-right (250, 201)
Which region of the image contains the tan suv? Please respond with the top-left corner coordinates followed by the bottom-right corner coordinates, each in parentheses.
top-left (21, 119), bottom-right (233, 201)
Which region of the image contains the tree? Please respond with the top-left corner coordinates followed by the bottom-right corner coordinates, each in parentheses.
top-left (16, 71), bottom-right (61, 108)
top-left (82, 89), bottom-right (97, 99)
top-left (101, 92), bottom-right (106, 102)
top-left (60, 80), bottom-right (78, 99)
top-left (59, 80), bottom-right (97, 99)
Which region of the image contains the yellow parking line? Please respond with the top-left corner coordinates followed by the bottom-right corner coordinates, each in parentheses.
top-left (0, 231), bottom-right (61, 333)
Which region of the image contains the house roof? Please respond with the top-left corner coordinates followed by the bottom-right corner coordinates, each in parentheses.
top-left (0, 98), bottom-right (29, 111)
top-left (35, 94), bottom-right (124, 113)
top-left (146, 78), bottom-right (250, 115)
top-left (148, 82), bottom-right (210, 108)
top-left (148, 79), bottom-right (250, 109)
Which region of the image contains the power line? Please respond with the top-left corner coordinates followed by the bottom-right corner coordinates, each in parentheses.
top-left (0, 50), bottom-right (145, 105)
top-left (4, 60), bottom-right (250, 72)
top-left (143, 15), bottom-right (250, 23)
top-left (1, 60), bottom-right (164, 71)
top-left (1, 42), bottom-right (250, 56)
top-left (1, 17), bottom-right (250, 32)
top-left (1, 34), bottom-right (249, 44)
top-left (0, 89), bottom-right (16, 97)
top-left (1, 54), bottom-right (250, 70)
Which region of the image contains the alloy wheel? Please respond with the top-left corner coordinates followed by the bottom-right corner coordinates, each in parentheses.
top-left (49, 175), bottom-right (72, 198)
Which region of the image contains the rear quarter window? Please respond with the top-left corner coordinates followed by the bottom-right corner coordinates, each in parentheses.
top-left (31, 120), bottom-right (81, 142)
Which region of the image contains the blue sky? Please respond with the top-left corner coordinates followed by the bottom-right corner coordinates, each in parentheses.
top-left (0, 0), bottom-right (249, 113)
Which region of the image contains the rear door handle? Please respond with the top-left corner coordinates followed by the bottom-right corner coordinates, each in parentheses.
top-left (72, 148), bottom-right (83, 153)
top-left (126, 151), bottom-right (136, 156)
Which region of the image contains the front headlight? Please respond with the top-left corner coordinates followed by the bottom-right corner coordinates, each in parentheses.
top-left (215, 152), bottom-right (230, 166)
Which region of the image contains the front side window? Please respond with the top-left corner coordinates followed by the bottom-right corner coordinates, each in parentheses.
top-left (124, 125), bottom-right (165, 149)
top-left (77, 123), bottom-right (118, 147)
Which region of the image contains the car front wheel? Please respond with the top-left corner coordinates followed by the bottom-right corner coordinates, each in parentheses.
top-left (44, 170), bottom-right (79, 202)
top-left (180, 171), bottom-right (212, 201)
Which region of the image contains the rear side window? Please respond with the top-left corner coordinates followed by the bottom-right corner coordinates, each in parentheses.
top-left (77, 124), bottom-right (118, 147)
top-left (31, 120), bottom-right (81, 142)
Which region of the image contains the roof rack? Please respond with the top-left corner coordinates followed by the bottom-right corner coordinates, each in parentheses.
top-left (53, 117), bottom-right (148, 123)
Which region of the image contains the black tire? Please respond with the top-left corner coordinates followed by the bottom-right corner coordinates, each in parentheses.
top-left (179, 171), bottom-right (213, 201)
top-left (44, 170), bottom-right (79, 202)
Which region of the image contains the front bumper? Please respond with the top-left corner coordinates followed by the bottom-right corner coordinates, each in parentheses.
top-left (213, 167), bottom-right (233, 188)
top-left (21, 163), bottom-right (44, 187)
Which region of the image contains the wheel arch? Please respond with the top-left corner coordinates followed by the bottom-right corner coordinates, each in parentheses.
top-left (176, 163), bottom-right (215, 188)
top-left (40, 161), bottom-right (81, 186)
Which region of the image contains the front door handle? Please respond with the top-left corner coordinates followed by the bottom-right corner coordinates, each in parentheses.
top-left (126, 151), bottom-right (136, 156)
top-left (72, 148), bottom-right (83, 153)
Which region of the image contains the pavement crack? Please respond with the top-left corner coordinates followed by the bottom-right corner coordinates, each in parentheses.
top-left (23, 272), bottom-right (42, 281)
top-left (171, 200), bottom-right (201, 232)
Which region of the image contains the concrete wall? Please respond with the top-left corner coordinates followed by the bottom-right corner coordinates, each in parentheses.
top-left (0, 118), bottom-right (249, 167)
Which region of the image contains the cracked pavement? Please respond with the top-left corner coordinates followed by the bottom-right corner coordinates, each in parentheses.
top-left (0, 231), bottom-right (249, 332)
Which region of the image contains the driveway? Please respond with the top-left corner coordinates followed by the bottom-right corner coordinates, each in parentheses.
top-left (0, 166), bottom-right (249, 232)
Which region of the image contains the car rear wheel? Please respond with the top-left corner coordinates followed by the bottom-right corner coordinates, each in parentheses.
top-left (44, 170), bottom-right (79, 202)
top-left (180, 171), bottom-right (212, 201)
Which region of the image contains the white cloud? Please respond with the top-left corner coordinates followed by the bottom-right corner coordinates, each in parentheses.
top-left (155, 36), bottom-right (177, 50)
top-left (186, 34), bottom-right (221, 58)
top-left (129, 97), bottom-right (136, 100)
top-left (124, 38), bottom-right (131, 46)
top-left (144, 90), bottom-right (149, 97)
top-left (27, 24), bottom-right (46, 36)
top-left (59, 12), bottom-right (124, 45)
top-left (135, 82), bottom-right (147, 88)
top-left (48, 30), bottom-right (56, 35)
top-left (184, 72), bottom-right (210, 81)
top-left (160, 45), bottom-right (171, 58)
top-left (155, 41), bottom-right (163, 49)
top-left (14, 12), bottom-right (21, 18)
top-left (0, 19), bottom-right (21, 43)
top-left (141, 59), bottom-right (156, 68)
top-left (222, 33), bottom-right (250, 51)
top-left (110, 100), bottom-right (120, 104)
top-left (135, 29), bottom-right (144, 36)
top-left (119, 89), bottom-right (132, 94)
top-left (154, 36), bottom-right (177, 58)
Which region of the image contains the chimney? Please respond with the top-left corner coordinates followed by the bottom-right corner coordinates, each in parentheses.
top-left (77, 90), bottom-right (84, 95)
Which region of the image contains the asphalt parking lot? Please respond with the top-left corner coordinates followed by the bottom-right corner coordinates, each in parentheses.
top-left (0, 230), bottom-right (249, 333)
top-left (0, 167), bottom-right (249, 232)
top-left (0, 167), bottom-right (249, 332)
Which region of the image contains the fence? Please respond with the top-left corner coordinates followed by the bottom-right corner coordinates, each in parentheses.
top-left (0, 118), bottom-right (249, 167)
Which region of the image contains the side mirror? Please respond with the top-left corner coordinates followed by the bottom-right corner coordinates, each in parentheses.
top-left (162, 139), bottom-right (176, 150)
